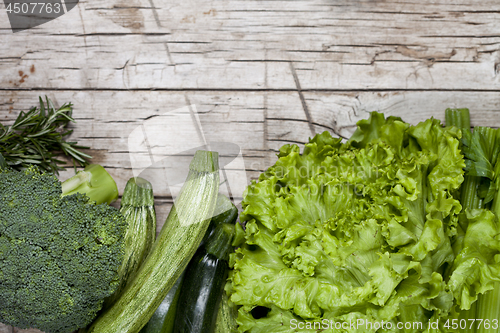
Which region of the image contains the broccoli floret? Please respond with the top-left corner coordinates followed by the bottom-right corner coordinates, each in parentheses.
top-left (0, 165), bottom-right (127, 333)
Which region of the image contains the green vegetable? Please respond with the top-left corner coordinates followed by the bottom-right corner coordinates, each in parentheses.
top-left (214, 290), bottom-right (238, 333)
top-left (227, 112), bottom-right (500, 332)
top-left (0, 165), bottom-right (126, 333)
top-left (103, 177), bottom-right (157, 310)
top-left (86, 150), bottom-right (220, 333)
top-left (140, 273), bottom-right (184, 333)
top-left (200, 193), bottom-right (238, 246)
top-left (173, 223), bottom-right (235, 333)
top-left (141, 194), bottom-right (237, 333)
top-left (172, 196), bottom-right (237, 333)
top-left (0, 96), bottom-right (91, 173)
top-left (447, 108), bottom-right (480, 333)
top-left (61, 164), bottom-right (119, 205)
top-left (447, 108), bottom-right (500, 333)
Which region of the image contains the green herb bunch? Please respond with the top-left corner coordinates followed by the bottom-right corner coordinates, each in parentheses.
top-left (0, 96), bottom-right (91, 173)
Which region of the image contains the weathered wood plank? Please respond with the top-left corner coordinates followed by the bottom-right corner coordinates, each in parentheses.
top-left (2, 90), bottom-right (499, 176)
top-left (0, 90), bottom-right (268, 177)
top-left (0, 323), bottom-right (12, 333)
top-left (2, 1), bottom-right (500, 331)
top-left (2, 0), bottom-right (500, 90)
top-left (0, 322), bottom-right (43, 333)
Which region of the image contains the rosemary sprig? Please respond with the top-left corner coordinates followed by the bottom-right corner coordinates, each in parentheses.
top-left (0, 96), bottom-right (92, 174)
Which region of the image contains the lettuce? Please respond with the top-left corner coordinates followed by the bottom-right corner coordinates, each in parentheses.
top-left (227, 112), bottom-right (500, 332)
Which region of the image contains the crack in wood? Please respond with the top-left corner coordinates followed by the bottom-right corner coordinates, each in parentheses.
top-left (51, 32), bottom-right (171, 36)
top-left (289, 62), bottom-right (315, 136)
top-left (147, 0), bottom-right (162, 28)
top-left (269, 138), bottom-right (307, 144)
top-left (164, 43), bottom-right (175, 66)
top-left (4, 88), bottom-right (500, 92)
top-left (90, 6), bottom-right (155, 10)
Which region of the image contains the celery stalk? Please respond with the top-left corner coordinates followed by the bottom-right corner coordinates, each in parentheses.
top-left (446, 108), bottom-right (480, 333)
top-left (476, 282), bottom-right (500, 333)
top-left (476, 152), bottom-right (500, 333)
top-left (447, 109), bottom-right (500, 333)
top-left (445, 107), bottom-right (471, 131)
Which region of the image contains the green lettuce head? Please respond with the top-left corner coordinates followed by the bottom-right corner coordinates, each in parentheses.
top-left (227, 112), bottom-right (500, 332)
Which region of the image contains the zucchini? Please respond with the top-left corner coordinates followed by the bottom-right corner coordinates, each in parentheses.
top-left (103, 177), bottom-right (157, 309)
top-left (200, 193), bottom-right (238, 246)
top-left (141, 194), bottom-right (237, 333)
top-left (214, 222), bottom-right (242, 333)
top-left (139, 272), bottom-right (184, 333)
top-left (214, 290), bottom-right (238, 333)
top-left (172, 222), bottom-right (236, 333)
top-left (86, 150), bottom-right (220, 333)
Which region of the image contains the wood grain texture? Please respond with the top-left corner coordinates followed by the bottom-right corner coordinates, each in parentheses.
top-left (1, 0), bottom-right (500, 90)
top-left (1, 0), bottom-right (500, 331)
top-left (1, 90), bottom-right (499, 185)
top-left (0, 322), bottom-right (43, 333)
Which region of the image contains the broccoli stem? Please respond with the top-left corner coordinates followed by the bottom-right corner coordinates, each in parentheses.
top-left (61, 164), bottom-right (119, 205)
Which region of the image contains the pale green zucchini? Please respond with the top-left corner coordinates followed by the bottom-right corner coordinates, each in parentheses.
top-left (103, 177), bottom-right (157, 310)
top-left (85, 150), bottom-right (220, 333)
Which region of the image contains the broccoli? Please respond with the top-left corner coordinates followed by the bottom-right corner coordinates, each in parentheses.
top-left (61, 164), bottom-right (119, 205)
top-left (0, 162), bottom-right (127, 333)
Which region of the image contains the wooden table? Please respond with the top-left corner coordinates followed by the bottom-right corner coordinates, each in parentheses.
top-left (1, 0), bottom-right (500, 331)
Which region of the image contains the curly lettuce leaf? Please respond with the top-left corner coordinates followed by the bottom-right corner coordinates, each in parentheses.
top-left (228, 112), bottom-right (500, 333)
top-left (448, 209), bottom-right (500, 310)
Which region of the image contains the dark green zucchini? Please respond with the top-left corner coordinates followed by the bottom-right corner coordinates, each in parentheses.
top-left (172, 221), bottom-right (236, 333)
top-left (140, 194), bottom-right (237, 333)
top-left (140, 272), bottom-right (184, 333)
top-left (200, 193), bottom-right (238, 246)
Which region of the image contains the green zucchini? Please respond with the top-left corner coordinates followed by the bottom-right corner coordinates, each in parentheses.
top-left (141, 194), bottom-right (237, 333)
top-left (139, 272), bottom-right (184, 333)
top-left (215, 209), bottom-right (240, 333)
top-left (200, 193), bottom-right (238, 246)
top-left (214, 290), bottom-right (238, 333)
top-left (103, 177), bottom-right (157, 309)
top-left (172, 221), bottom-right (236, 333)
top-left (86, 150), bottom-right (220, 333)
